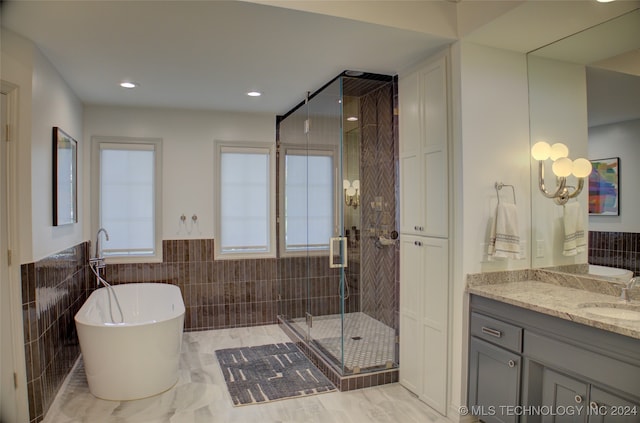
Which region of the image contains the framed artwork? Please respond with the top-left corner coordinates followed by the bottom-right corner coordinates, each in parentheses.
top-left (53, 127), bottom-right (78, 225)
top-left (589, 157), bottom-right (619, 216)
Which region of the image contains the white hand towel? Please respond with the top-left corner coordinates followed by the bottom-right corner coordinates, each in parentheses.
top-left (563, 202), bottom-right (586, 256)
top-left (488, 202), bottom-right (522, 260)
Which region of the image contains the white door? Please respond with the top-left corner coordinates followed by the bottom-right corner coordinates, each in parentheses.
top-left (1, 84), bottom-right (28, 422)
top-left (0, 91), bottom-right (17, 423)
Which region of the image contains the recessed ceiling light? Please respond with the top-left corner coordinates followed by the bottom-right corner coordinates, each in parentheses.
top-left (596, 0), bottom-right (615, 2)
top-left (247, 91), bottom-right (261, 97)
top-left (347, 116), bottom-right (358, 122)
top-left (120, 81), bottom-right (139, 89)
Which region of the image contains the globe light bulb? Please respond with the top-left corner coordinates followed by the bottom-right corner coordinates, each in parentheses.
top-left (572, 158), bottom-right (593, 178)
top-left (549, 143), bottom-right (569, 161)
top-left (552, 157), bottom-right (573, 177)
top-left (343, 180), bottom-right (351, 189)
top-left (531, 141), bottom-right (551, 160)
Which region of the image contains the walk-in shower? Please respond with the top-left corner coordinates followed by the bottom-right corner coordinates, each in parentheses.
top-left (277, 72), bottom-right (398, 379)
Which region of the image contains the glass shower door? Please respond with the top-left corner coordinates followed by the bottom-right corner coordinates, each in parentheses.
top-left (306, 78), bottom-right (348, 373)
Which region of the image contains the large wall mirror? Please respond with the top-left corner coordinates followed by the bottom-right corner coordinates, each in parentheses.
top-left (528, 8), bottom-right (640, 278)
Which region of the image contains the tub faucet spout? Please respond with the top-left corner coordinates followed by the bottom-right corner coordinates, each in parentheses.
top-left (620, 277), bottom-right (637, 302)
top-left (90, 228), bottom-right (110, 270)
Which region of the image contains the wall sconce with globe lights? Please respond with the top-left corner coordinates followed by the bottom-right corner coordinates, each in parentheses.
top-left (343, 179), bottom-right (360, 209)
top-left (531, 141), bottom-right (592, 205)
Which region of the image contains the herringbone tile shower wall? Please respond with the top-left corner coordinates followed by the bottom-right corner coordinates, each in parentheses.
top-left (360, 83), bottom-right (398, 330)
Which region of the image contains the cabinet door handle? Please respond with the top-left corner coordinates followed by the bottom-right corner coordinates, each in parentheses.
top-left (575, 395), bottom-right (583, 404)
top-left (508, 360), bottom-right (516, 368)
top-left (481, 327), bottom-right (502, 338)
top-left (414, 241), bottom-right (423, 247)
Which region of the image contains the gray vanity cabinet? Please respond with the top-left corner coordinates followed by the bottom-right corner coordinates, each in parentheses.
top-left (541, 368), bottom-right (588, 423)
top-left (589, 388), bottom-right (640, 423)
top-left (469, 295), bottom-right (640, 423)
top-left (469, 337), bottom-right (521, 423)
top-left (540, 369), bottom-right (640, 423)
top-left (468, 312), bottom-right (523, 423)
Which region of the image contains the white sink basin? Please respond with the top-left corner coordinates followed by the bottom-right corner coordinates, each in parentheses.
top-left (578, 302), bottom-right (640, 321)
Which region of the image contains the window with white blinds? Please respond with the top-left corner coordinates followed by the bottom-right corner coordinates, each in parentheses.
top-left (215, 142), bottom-right (275, 258)
top-left (282, 149), bottom-right (334, 253)
top-left (92, 138), bottom-right (162, 260)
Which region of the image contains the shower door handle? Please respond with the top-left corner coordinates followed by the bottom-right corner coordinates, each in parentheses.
top-left (329, 237), bottom-right (348, 269)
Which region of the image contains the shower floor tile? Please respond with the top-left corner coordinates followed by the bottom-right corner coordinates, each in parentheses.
top-left (292, 312), bottom-right (396, 372)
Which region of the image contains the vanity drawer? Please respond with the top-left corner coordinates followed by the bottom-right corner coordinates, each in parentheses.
top-left (470, 312), bottom-right (523, 352)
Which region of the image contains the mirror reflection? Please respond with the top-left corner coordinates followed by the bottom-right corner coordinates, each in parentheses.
top-left (528, 9), bottom-right (640, 279)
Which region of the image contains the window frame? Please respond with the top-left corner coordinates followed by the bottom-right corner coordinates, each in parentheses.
top-left (91, 136), bottom-right (163, 263)
top-left (278, 144), bottom-right (337, 258)
top-left (214, 140), bottom-right (276, 260)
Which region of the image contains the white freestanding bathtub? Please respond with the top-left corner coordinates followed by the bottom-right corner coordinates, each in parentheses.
top-left (75, 283), bottom-right (185, 400)
top-left (588, 264), bottom-right (633, 282)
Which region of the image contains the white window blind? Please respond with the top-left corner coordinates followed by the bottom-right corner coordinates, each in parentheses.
top-left (219, 146), bottom-right (271, 254)
top-left (284, 150), bottom-right (333, 252)
top-left (99, 143), bottom-right (156, 256)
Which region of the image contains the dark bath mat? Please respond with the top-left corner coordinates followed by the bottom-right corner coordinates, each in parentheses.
top-left (215, 342), bottom-right (336, 406)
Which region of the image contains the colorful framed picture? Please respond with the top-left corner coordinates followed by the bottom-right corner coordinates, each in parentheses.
top-left (589, 157), bottom-right (619, 216)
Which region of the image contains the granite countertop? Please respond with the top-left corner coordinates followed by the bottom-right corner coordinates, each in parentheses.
top-left (467, 278), bottom-right (640, 340)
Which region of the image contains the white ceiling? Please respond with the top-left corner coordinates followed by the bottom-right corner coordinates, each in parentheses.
top-left (3, 0), bottom-right (639, 123)
top-left (1, 0), bottom-right (454, 115)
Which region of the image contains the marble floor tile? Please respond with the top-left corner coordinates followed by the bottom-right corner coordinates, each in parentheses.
top-left (43, 325), bottom-right (449, 423)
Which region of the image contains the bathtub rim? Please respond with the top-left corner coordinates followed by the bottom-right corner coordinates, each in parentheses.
top-left (74, 282), bottom-right (185, 328)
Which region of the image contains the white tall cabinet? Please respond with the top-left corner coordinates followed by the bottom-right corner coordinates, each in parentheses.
top-left (399, 51), bottom-right (450, 416)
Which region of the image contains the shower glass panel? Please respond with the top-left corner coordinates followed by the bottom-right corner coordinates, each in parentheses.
top-left (278, 72), bottom-right (397, 376)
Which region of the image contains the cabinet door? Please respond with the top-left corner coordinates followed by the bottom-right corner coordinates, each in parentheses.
top-left (469, 337), bottom-right (521, 423)
top-left (398, 53), bottom-right (448, 237)
top-left (541, 369), bottom-right (588, 423)
top-left (399, 235), bottom-right (424, 394)
top-left (399, 235), bottom-right (448, 415)
top-left (588, 387), bottom-right (640, 423)
top-left (399, 152), bottom-right (424, 234)
top-left (420, 237), bottom-right (448, 414)
top-left (419, 55), bottom-right (448, 238)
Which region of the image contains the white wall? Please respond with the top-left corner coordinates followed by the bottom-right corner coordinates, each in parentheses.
top-left (1, 29), bottom-right (84, 263)
top-left (450, 41), bottom-right (531, 417)
top-left (528, 56), bottom-right (589, 268)
top-left (31, 48), bottom-right (84, 262)
top-left (589, 118), bottom-right (640, 233)
top-left (460, 42), bottom-right (531, 274)
top-left (82, 106), bottom-right (276, 241)
top-left (1, 29), bottom-right (34, 264)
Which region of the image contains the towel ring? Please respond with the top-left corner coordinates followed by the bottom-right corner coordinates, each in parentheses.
top-left (495, 182), bottom-right (516, 204)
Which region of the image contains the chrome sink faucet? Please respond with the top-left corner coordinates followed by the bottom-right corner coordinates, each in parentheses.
top-left (620, 277), bottom-right (637, 302)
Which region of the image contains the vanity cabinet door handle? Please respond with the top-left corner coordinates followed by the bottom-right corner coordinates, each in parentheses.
top-left (575, 395), bottom-right (583, 404)
top-left (508, 360), bottom-right (516, 368)
top-left (481, 327), bottom-right (502, 338)
top-left (414, 241), bottom-right (423, 247)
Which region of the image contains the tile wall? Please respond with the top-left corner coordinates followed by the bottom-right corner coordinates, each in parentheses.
top-left (360, 80), bottom-right (398, 330)
top-left (21, 242), bottom-right (91, 423)
top-left (588, 231), bottom-right (640, 276)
